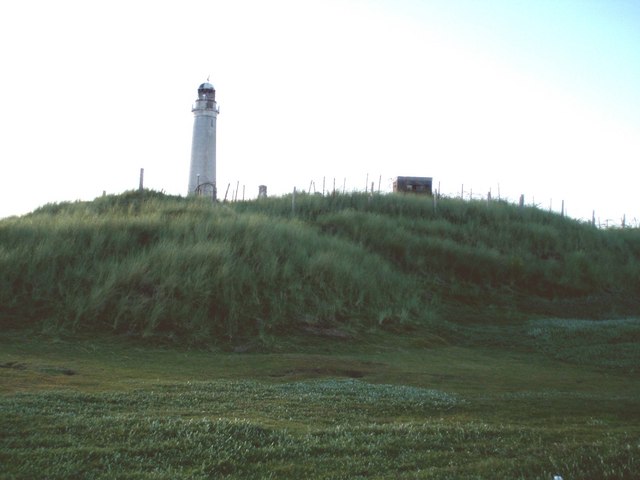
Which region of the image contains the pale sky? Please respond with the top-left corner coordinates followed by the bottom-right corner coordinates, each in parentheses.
top-left (1, 0), bottom-right (639, 224)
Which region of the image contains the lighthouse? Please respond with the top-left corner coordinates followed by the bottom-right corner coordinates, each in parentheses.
top-left (188, 81), bottom-right (219, 198)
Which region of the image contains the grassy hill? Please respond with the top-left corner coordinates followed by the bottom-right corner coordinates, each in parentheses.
top-left (2, 190), bottom-right (640, 479)
top-left (1, 189), bottom-right (638, 346)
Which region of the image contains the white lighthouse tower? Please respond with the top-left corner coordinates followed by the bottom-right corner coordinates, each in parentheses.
top-left (188, 81), bottom-right (219, 198)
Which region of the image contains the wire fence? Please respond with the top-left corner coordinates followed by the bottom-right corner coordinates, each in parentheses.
top-left (145, 166), bottom-right (635, 230)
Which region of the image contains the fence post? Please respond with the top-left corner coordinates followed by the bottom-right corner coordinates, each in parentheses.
top-left (139, 168), bottom-right (144, 191)
top-left (292, 187), bottom-right (296, 215)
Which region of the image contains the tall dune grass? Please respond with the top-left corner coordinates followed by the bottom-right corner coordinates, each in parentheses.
top-left (254, 193), bottom-right (640, 318)
top-left (1, 190), bottom-right (638, 342)
top-left (0, 193), bottom-right (422, 342)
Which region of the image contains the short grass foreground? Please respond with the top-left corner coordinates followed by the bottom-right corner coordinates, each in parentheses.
top-left (1, 334), bottom-right (639, 479)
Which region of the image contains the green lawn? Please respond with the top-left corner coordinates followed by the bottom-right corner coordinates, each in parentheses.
top-left (1, 331), bottom-right (638, 479)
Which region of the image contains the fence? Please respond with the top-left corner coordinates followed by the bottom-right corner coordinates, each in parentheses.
top-left (136, 167), bottom-right (637, 229)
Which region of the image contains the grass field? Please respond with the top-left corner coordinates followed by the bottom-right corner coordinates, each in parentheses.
top-left (2, 323), bottom-right (639, 479)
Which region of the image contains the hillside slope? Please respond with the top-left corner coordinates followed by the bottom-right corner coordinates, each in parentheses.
top-left (1, 190), bottom-right (638, 343)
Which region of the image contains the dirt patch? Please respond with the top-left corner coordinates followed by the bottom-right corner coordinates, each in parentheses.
top-left (37, 366), bottom-right (77, 376)
top-left (0, 362), bottom-right (76, 376)
top-left (0, 361), bottom-right (27, 370)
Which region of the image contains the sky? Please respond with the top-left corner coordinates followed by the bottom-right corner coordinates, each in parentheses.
top-left (1, 0), bottom-right (639, 224)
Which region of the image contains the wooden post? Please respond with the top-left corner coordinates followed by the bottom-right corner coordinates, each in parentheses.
top-left (322, 177), bottom-right (325, 196)
top-left (242, 185), bottom-right (245, 201)
top-left (561, 200), bottom-right (565, 217)
top-left (292, 187), bottom-right (296, 215)
top-left (592, 210), bottom-right (596, 227)
top-left (224, 183), bottom-right (230, 202)
top-left (365, 173), bottom-right (369, 193)
top-left (138, 168), bottom-right (144, 191)
top-left (378, 175), bottom-right (382, 193)
top-left (519, 194), bottom-right (524, 208)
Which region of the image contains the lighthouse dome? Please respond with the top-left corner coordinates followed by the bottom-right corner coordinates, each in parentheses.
top-left (197, 82), bottom-right (216, 101)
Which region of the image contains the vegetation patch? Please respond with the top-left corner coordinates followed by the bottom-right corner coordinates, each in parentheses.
top-left (2, 376), bottom-right (638, 479)
top-left (2, 332), bottom-right (639, 479)
top-left (525, 318), bottom-right (640, 372)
